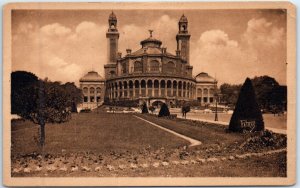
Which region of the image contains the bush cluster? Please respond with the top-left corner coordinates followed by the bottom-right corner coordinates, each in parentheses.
top-left (158, 103), bottom-right (170, 117)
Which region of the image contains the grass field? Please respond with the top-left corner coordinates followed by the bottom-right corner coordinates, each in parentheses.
top-left (11, 110), bottom-right (287, 177)
top-left (11, 112), bottom-right (189, 155)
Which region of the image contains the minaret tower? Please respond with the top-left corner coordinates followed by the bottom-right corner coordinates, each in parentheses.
top-left (176, 14), bottom-right (191, 64)
top-left (106, 11), bottom-right (119, 64)
top-left (104, 11), bottom-right (119, 79)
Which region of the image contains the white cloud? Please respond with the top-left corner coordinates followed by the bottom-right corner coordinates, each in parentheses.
top-left (191, 18), bottom-right (286, 84)
top-left (17, 23), bottom-right (34, 34)
top-left (56, 63), bottom-right (83, 82)
top-left (48, 57), bottom-right (68, 67)
top-left (12, 16), bottom-right (286, 86)
top-left (13, 21), bottom-right (107, 85)
top-left (191, 30), bottom-right (249, 84)
top-left (40, 23), bottom-right (71, 37)
top-left (119, 15), bottom-right (178, 54)
top-left (242, 18), bottom-right (285, 49)
top-left (198, 30), bottom-right (238, 47)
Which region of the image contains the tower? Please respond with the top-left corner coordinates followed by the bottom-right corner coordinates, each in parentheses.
top-left (105, 11), bottom-right (119, 79)
top-left (176, 14), bottom-right (191, 64)
top-left (106, 11), bottom-right (119, 64)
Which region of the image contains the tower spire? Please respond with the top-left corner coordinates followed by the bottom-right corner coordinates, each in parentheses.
top-left (176, 14), bottom-right (191, 64)
top-left (148, 29), bottom-right (153, 38)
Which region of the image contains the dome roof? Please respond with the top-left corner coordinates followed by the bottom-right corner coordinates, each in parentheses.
top-left (195, 72), bottom-right (216, 83)
top-left (80, 71), bottom-right (104, 82)
top-left (109, 11), bottom-right (117, 21)
top-left (179, 14), bottom-right (188, 23)
top-left (140, 37), bottom-right (162, 47)
top-left (140, 30), bottom-right (162, 48)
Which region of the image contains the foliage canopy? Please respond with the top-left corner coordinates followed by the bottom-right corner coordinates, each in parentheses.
top-left (11, 71), bottom-right (82, 146)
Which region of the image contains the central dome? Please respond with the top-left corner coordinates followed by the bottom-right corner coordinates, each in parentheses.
top-left (140, 37), bottom-right (162, 48)
top-left (140, 30), bottom-right (162, 48)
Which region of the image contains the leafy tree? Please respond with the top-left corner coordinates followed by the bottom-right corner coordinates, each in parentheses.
top-left (181, 103), bottom-right (191, 119)
top-left (220, 76), bottom-right (286, 111)
top-left (251, 76), bottom-right (279, 109)
top-left (62, 82), bottom-right (83, 112)
top-left (12, 76), bottom-right (80, 147)
top-left (11, 71), bottom-right (38, 114)
top-left (141, 102), bottom-right (148, 113)
top-left (269, 85), bottom-right (287, 110)
top-left (219, 83), bottom-right (241, 105)
top-left (158, 103), bottom-right (170, 117)
top-left (229, 78), bottom-right (264, 132)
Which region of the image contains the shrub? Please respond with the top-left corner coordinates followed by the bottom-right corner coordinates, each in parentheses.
top-left (158, 103), bottom-right (170, 117)
top-left (80, 108), bottom-right (91, 113)
top-left (141, 102), bottom-right (149, 114)
top-left (229, 78), bottom-right (264, 132)
top-left (181, 103), bottom-right (191, 118)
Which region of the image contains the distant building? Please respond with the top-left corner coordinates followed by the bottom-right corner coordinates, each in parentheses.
top-left (195, 72), bottom-right (217, 105)
top-left (79, 71), bottom-right (105, 108)
top-left (79, 12), bottom-right (217, 108)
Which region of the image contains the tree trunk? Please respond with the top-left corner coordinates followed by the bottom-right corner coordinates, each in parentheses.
top-left (40, 123), bottom-right (45, 146)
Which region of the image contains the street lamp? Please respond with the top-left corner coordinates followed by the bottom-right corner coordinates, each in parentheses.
top-left (214, 79), bottom-right (218, 121)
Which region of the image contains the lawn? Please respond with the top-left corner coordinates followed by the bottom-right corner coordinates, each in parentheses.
top-left (11, 112), bottom-right (189, 155)
top-left (137, 113), bottom-right (245, 145)
top-left (11, 110), bottom-right (287, 177)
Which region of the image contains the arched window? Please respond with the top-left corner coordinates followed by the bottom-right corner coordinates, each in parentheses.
top-left (134, 61), bottom-right (143, 72)
top-left (197, 88), bottom-right (202, 96)
top-left (210, 88), bottom-right (215, 96)
top-left (123, 81), bottom-right (128, 89)
top-left (110, 23), bottom-right (115, 29)
top-left (96, 87), bottom-right (101, 94)
top-left (147, 80), bottom-right (153, 97)
top-left (83, 87), bottom-right (88, 94)
top-left (149, 60), bottom-right (159, 72)
top-left (166, 61), bottom-right (175, 73)
top-left (122, 63), bottom-right (127, 74)
top-left (90, 87), bottom-right (95, 94)
top-left (129, 80), bottom-right (133, 89)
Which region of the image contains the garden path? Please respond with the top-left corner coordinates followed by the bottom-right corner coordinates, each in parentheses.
top-left (134, 115), bottom-right (202, 147)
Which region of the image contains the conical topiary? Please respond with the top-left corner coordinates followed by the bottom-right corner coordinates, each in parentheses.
top-left (141, 102), bottom-right (148, 113)
top-left (229, 78), bottom-right (264, 132)
top-left (158, 103), bottom-right (170, 117)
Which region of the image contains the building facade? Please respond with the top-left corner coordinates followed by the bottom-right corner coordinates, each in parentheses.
top-left (104, 12), bottom-right (216, 106)
top-left (195, 72), bottom-right (217, 105)
top-left (79, 71), bottom-right (105, 109)
top-left (80, 12), bottom-right (217, 107)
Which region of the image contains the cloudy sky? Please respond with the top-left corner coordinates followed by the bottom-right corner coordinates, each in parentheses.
top-left (12, 9), bottom-right (287, 85)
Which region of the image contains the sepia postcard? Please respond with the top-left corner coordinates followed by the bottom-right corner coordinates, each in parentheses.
top-left (3, 2), bottom-right (296, 186)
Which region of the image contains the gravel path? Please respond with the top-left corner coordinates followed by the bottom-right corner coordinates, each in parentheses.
top-left (134, 115), bottom-right (202, 147)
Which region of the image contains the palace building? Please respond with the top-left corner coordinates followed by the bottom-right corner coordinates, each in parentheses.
top-left (80, 12), bottom-right (217, 107)
top-left (79, 71), bottom-right (105, 108)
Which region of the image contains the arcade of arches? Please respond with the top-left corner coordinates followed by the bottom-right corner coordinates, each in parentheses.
top-left (106, 79), bottom-right (196, 100)
top-left (82, 86), bottom-right (103, 103)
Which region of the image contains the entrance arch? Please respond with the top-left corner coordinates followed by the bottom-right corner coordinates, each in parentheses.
top-left (150, 99), bottom-right (166, 107)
